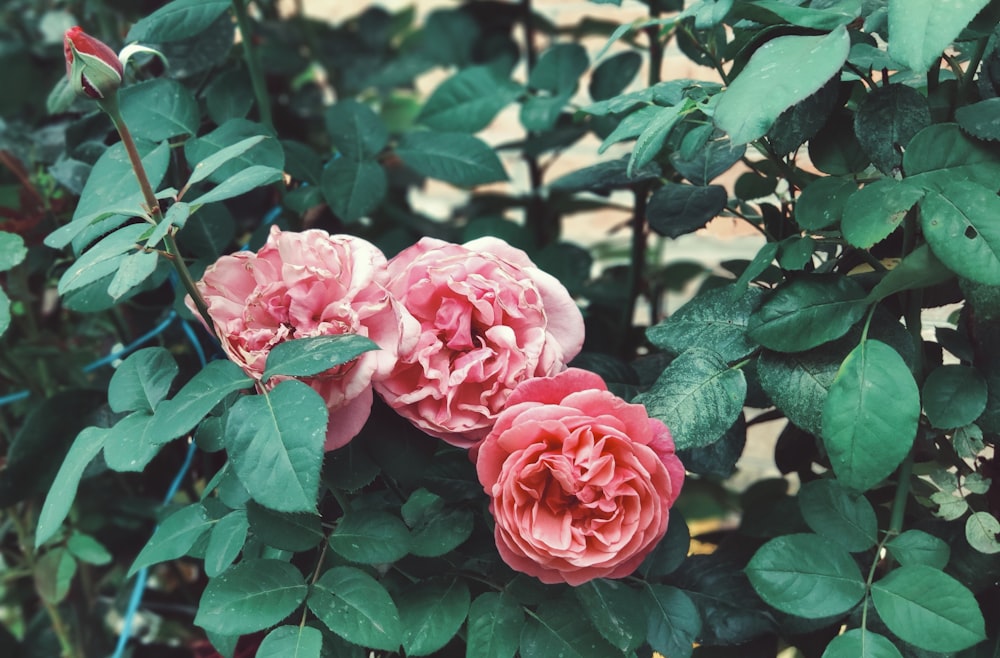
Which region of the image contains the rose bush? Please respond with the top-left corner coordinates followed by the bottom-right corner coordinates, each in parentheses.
top-left (475, 368), bottom-right (684, 586)
top-left (190, 225), bottom-right (417, 449)
top-left (375, 236), bottom-right (585, 448)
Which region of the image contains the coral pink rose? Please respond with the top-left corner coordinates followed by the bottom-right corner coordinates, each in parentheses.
top-left (474, 369), bottom-right (684, 586)
top-left (374, 237), bottom-right (584, 448)
top-left (189, 226), bottom-right (417, 450)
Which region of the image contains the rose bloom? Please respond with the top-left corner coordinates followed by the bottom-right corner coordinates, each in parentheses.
top-left (474, 369), bottom-right (684, 586)
top-left (190, 226), bottom-right (417, 450)
top-left (374, 237), bottom-right (584, 448)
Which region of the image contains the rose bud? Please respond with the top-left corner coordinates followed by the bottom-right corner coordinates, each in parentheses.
top-left (64, 26), bottom-right (123, 100)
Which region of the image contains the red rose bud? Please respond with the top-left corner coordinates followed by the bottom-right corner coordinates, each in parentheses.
top-left (64, 26), bottom-right (123, 100)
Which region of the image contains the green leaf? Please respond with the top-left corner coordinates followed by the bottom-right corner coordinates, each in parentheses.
top-left (574, 580), bottom-right (646, 652)
top-left (715, 27), bottom-right (850, 144)
top-left (520, 93), bottom-right (573, 132)
top-left (757, 339), bottom-right (839, 436)
top-left (120, 79), bottom-right (199, 141)
top-left (598, 105), bottom-right (661, 153)
top-left (748, 276), bottom-right (869, 352)
top-left (953, 423), bottom-right (986, 460)
top-left (103, 412), bottom-right (164, 472)
top-left (871, 564), bottom-right (986, 652)
top-left (127, 0), bottom-right (231, 42)
top-left (189, 165), bottom-right (283, 206)
top-left (966, 511), bottom-right (1000, 554)
top-left (519, 595), bottom-right (621, 658)
top-left (923, 365), bottom-right (988, 429)
top-left (590, 51), bottom-right (642, 101)
top-left (35, 427), bottom-right (108, 547)
top-left (746, 533), bottom-right (865, 617)
top-left (794, 176), bottom-right (857, 231)
top-left (465, 592), bottom-right (524, 658)
top-left (853, 84), bottom-right (931, 174)
top-left (246, 502), bottom-right (323, 552)
top-left (401, 489), bottom-right (473, 557)
top-left (904, 123), bottom-right (1000, 191)
top-left (67, 533), bottom-right (112, 565)
top-left (57, 224), bottom-right (147, 296)
top-left (418, 66), bottom-right (519, 132)
top-left (108, 249), bottom-right (159, 300)
top-left (739, 0), bottom-right (860, 28)
top-left (529, 43), bottom-right (588, 95)
top-left (670, 130), bottom-right (745, 186)
top-left (257, 625), bottom-right (321, 658)
top-left (205, 510), bottom-right (249, 578)
top-left (321, 158), bottom-right (387, 223)
top-left (821, 628), bottom-right (903, 658)
top-left (768, 77), bottom-right (841, 156)
top-left (643, 585), bottom-right (701, 658)
top-left (129, 504), bottom-right (213, 576)
top-left (866, 244), bottom-right (952, 303)
top-left (34, 548), bottom-right (77, 604)
top-left (822, 340), bottom-right (920, 491)
top-left (646, 183), bottom-right (728, 239)
top-left (144, 201), bottom-right (189, 250)
top-left (647, 285), bottom-right (765, 362)
top-left (45, 141), bottom-right (169, 251)
top-left (328, 511), bottom-right (411, 564)
top-left (186, 135), bottom-right (269, 188)
top-left (548, 156), bottom-right (661, 193)
top-left (635, 347), bottom-right (747, 449)
top-left (151, 359), bottom-right (254, 444)
top-left (184, 119), bottom-right (284, 185)
top-left (956, 97), bottom-right (1000, 141)
top-left (262, 335), bottom-right (379, 382)
top-left (0, 232), bottom-right (26, 271)
top-left (798, 479), bottom-right (878, 552)
top-left (0, 288), bottom-right (9, 338)
top-left (195, 559), bottom-right (308, 636)
top-left (205, 69), bottom-right (253, 125)
top-left (398, 578), bottom-right (470, 656)
top-left (225, 380), bottom-right (327, 513)
top-left (842, 178), bottom-right (924, 249)
top-left (108, 347), bottom-right (179, 415)
top-left (920, 180), bottom-right (1000, 285)
top-left (639, 510), bottom-right (690, 579)
top-left (731, 242), bottom-right (779, 294)
top-left (177, 203), bottom-right (235, 260)
top-left (627, 103), bottom-right (685, 176)
top-left (887, 0), bottom-right (991, 73)
top-left (396, 131), bottom-right (507, 186)
top-left (778, 235), bottom-right (815, 270)
top-left (325, 100), bottom-right (389, 161)
top-left (308, 566), bottom-right (402, 652)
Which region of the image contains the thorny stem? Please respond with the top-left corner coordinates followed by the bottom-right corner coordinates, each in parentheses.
top-left (958, 36), bottom-right (989, 103)
top-left (99, 95), bottom-right (214, 331)
top-left (233, 0), bottom-right (274, 131)
top-left (12, 510), bottom-right (84, 658)
top-left (520, 0), bottom-right (553, 246)
top-left (623, 185), bottom-right (649, 358)
top-left (889, 454), bottom-right (914, 538)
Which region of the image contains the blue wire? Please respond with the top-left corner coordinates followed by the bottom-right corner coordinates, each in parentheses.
top-left (0, 389), bottom-right (30, 406)
top-left (111, 312), bottom-right (207, 658)
top-left (111, 439), bottom-right (198, 658)
top-left (0, 311), bottom-right (179, 408)
top-left (83, 311), bottom-right (178, 373)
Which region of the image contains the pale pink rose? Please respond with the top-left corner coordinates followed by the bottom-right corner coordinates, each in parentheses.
top-left (373, 237), bottom-right (585, 448)
top-left (474, 368), bottom-right (684, 586)
top-left (189, 226), bottom-right (418, 450)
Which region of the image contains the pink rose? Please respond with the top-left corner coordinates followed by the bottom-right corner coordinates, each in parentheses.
top-left (373, 237), bottom-right (585, 448)
top-left (190, 226), bottom-right (417, 450)
top-left (474, 369), bottom-right (684, 586)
